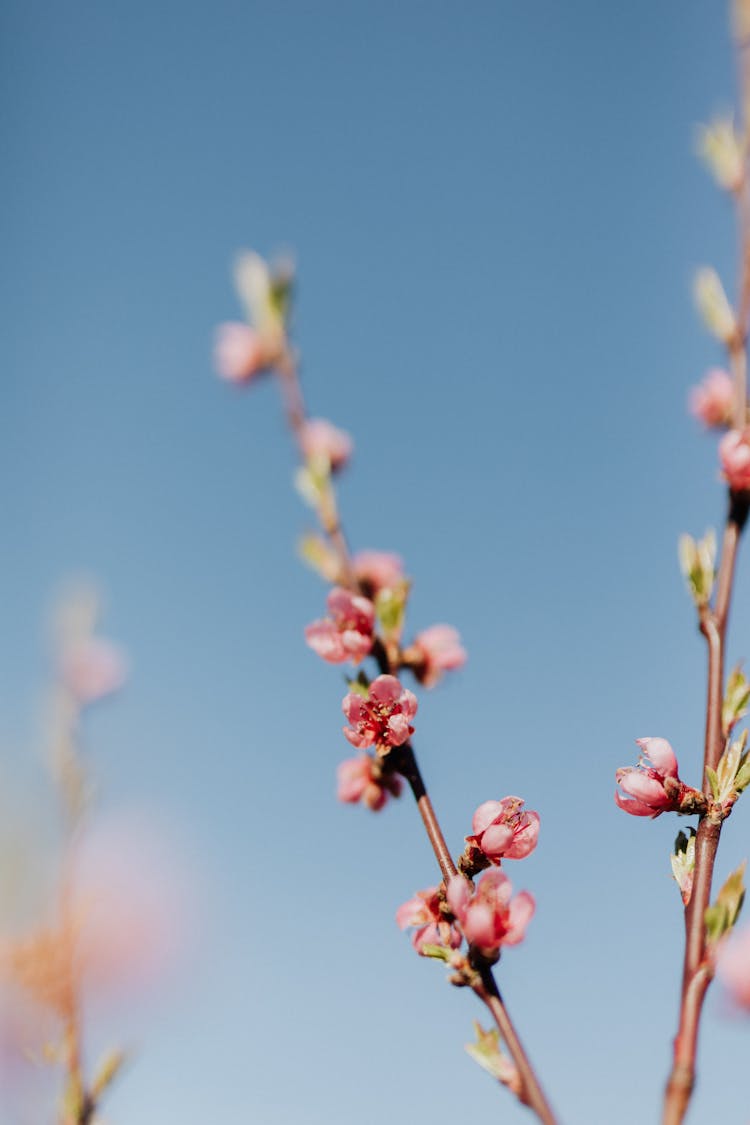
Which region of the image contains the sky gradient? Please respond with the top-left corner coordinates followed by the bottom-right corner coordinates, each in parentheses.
top-left (2, 2), bottom-right (749, 1123)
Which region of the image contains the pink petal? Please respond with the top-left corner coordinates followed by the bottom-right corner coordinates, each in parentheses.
top-left (369, 675), bottom-right (403, 706)
top-left (446, 874), bottom-right (471, 920)
top-left (504, 891), bottom-right (535, 945)
top-left (614, 790), bottom-right (659, 817)
top-left (472, 800), bottom-right (504, 836)
top-left (480, 823), bottom-right (514, 858)
top-left (636, 737), bottom-right (678, 778)
top-left (504, 812), bottom-right (541, 860)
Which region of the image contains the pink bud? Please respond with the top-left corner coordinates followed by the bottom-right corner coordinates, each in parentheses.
top-left (720, 429), bottom-right (750, 491)
top-left (467, 797), bottom-right (540, 862)
top-left (213, 322), bottom-right (268, 384)
top-left (615, 737), bottom-right (682, 817)
top-left (299, 418), bottom-right (353, 473)
top-left (689, 368), bottom-right (734, 428)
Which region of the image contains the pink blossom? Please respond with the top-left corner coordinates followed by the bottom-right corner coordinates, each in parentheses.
top-left (466, 797), bottom-right (540, 863)
top-left (353, 550), bottom-right (405, 595)
top-left (305, 587), bottom-right (375, 664)
top-left (447, 869), bottom-right (535, 957)
top-left (342, 674), bottom-right (417, 750)
top-left (396, 887), bottom-right (461, 954)
top-left (615, 737), bottom-right (681, 817)
top-left (717, 924), bottom-right (750, 1009)
top-left (61, 638), bottom-right (127, 705)
top-left (689, 368), bottom-right (734, 428)
top-left (720, 428), bottom-right (750, 491)
top-left (299, 418), bottom-right (353, 472)
top-left (213, 322), bottom-right (268, 384)
top-left (408, 625), bottom-right (466, 688)
top-left (337, 755), bottom-right (401, 811)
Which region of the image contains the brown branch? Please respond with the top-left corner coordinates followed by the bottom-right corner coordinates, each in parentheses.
top-left (273, 345), bottom-right (557, 1122)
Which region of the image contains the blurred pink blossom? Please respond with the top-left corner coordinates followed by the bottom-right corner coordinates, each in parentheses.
top-left (720, 428), bottom-right (750, 491)
top-left (213, 322), bottom-right (269, 384)
top-left (299, 418), bottom-right (353, 472)
top-left (342, 674), bottom-right (417, 750)
top-left (408, 624), bottom-right (466, 688)
top-left (396, 887), bottom-right (461, 954)
top-left (447, 869), bottom-right (535, 956)
top-left (61, 637), bottom-right (127, 705)
top-left (305, 587), bottom-right (375, 664)
top-left (466, 797), bottom-right (540, 862)
top-left (717, 924), bottom-right (750, 1009)
top-left (353, 550), bottom-right (405, 595)
top-left (337, 755), bottom-right (401, 811)
top-left (689, 368), bottom-right (734, 428)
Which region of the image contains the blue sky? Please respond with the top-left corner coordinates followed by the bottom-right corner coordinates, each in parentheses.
top-left (2, 2), bottom-right (749, 1122)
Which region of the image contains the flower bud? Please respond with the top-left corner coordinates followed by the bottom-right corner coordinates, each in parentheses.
top-left (678, 530), bottom-right (716, 608)
top-left (688, 369), bottom-right (735, 429)
top-left (697, 118), bottom-right (745, 192)
top-left (694, 268), bottom-right (738, 344)
top-left (719, 429), bottom-right (750, 491)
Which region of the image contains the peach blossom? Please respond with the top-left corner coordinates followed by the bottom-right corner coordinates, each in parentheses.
top-left (466, 797), bottom-right (540, 862)
top-left (396, 887), bottom-right (461, 954)
top-left (408, 624), bottom-right (466, 688)
top-left (337, 755), bottom-right (401, 811)
top-left (61, 637), bottom-right (127, 705)
top-left (353, 550), bottom-right (405, 595)
top-left (305, 587), bottom-right (375, 664)
top-left (447, 869), bottom-right (535, 956)
top-left (720, 428), bottom-right (750, 491)
top-left (342, 674), bottom-right (417, 750)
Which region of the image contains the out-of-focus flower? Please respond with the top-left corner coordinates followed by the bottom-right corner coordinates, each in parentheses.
top-left (689, 368), bottom-right (735, 428)
top-left (447, 869), bottom-right (534, 957)
top-left (353, 550), bottom-right (405, 596)
top-left (0, 813), bottom-right (188, 1015)
top-left (342, 674), bottom-right (417, 750)
top-left (60, 637), bottom-right (127, 706)
top-left (299, 418), bottom-right (353, 473)
top-left (720, 428), bottom-right (750, 491)
top-left (465, 1021), bottom-right (522, 1095)
top-left (403, 624), bottom-right (467, 688)
top-left (697, 118), bottom-right (745, 192)
top-left (336, 755), bottom-right (401, 811)
top-left (465, 797), bottom-right (540, 864)
top-left (717, 922), bottom-right (750, 1008)
top-left (694, 268), bottom-right (738, 344)
top-left (213, 322), bottom-right (269, 384)
top-left (395, 887), bottom-right (461, 954)
top-left (615, 738), bottom-right (704, 818)
top-left (305, 587), bottom-right (375, 665)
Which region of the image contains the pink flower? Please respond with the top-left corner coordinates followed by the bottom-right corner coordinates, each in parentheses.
top-left (305, 587), bottom-right (375, 664)
top-left (213, 322), bottom-right (269, 384)
top-left (396, 887), bottom-right (461, 954)
top-left (447, 869), bottom-right (535, 957)
top-left (337, 755), bottom-right (401, 811)
top-left (407, 624), bottom-right (467, 688)
top-left (689, 368), bottom-right (734, 428)
top-left (615, 737), bottom-right (681, 817)
top-left (61, 638), bottom-right (127, 705)
top-left (717, 924), bottom-right (750, 1009)
top-left (299, 418), bottom-right (353, 472)
top-left (720, 429), bottom-right (750, 491)
top-left (342, 674), bottom-right (417, 750)
top-left (353, 550), bottom-right (405, 596)
top-left (466, 797), bottom-right (540, 862)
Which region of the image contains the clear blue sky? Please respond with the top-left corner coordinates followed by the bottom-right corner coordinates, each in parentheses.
top-left (2, 2), bottom-right (749, 1122)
